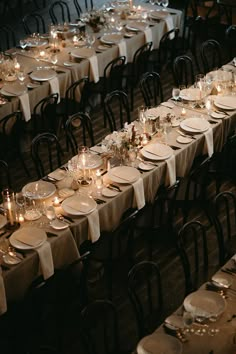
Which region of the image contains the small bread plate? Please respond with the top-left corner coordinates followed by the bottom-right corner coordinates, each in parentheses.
top-left (211, 111), bottom-right (226, 119)
top-left (50, 218), bottom-right (69, 230)
top-left (30, 69), bottom-right (56, 82)
top-left (102, 187), bottom-right (119, 198)
top-left (138, 162), bottom-right (155, 171)
top-left (176, 135), bottom-right (192, 144)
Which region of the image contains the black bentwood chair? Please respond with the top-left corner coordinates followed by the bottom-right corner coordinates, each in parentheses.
top-left (173, 55), bottom-right (195, 87)
top-left (49, 1), bottom-right (71, 25)
top-left (31, 132), bottom-right (64, 179)
top-left (0, 160), bottom-right (11, 190)
top-left (0, 25), bottom-right (16, 51)
top-left (104, 90), bottom-right (131, 132)
top-left (22, 13), bottom-right (46, 35)
top-left (225, 25), bottom-right (236, 61)
top-left (200, 39), bottom-right (222, 73)
top-left (139, 71), bottom-right (164, 107)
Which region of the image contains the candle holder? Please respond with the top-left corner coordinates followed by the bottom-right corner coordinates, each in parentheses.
top-left (78, 146), bottom-right (92, 186)
top-left (2, 189), bottom-right (20, 231)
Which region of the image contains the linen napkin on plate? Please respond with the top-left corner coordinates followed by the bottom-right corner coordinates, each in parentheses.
top-left (88, 55), bottom-right (99, 83)
top-left (203, 127), bottom-right (214, 157)
top-left (19, 93), bottom-right (31, 122)
top-left (144, 27), bottom-right (153, 44)
top-left (36, 241), bottom-right (54, 280)
top-left (87, 209), bottom-right (100, 242)
top-left (49, 77), bottom-right (60, 103)
top-left (132, 177), bottom-right (145, 210)
top-left (0, 267), bottom-right (7, 315)
top-left (165, 154), bottom-right (176, 186)
top-left (118, 41), bottom-right (127, 63)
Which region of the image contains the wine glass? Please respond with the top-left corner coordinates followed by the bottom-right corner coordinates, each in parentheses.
top-left (116, 21), bottom-right (123, 32)
top-left (85, 34), bottom-right (95, 48)
top-left (17, 70), bottom-right (26, 85)
top-left (149, 0), bottom-right (156, 5)
top-left (45, 205), bottom-right (56, 224)
top-left (19, 39), bottom-right (27, 52)
top-left (172, 87), bottom-right (180, 102)
top-left (15, 192), bottom-right (25, 208)
top-left (51, 53), bottom-right (58, 70)
top-left (156, 0), bottom-right (162, 5)
top-left (162, 0), bottom-right (169, 10)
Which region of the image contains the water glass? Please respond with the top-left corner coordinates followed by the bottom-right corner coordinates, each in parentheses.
top-left (85, 33), bottom-right (95, 48)
top-left (51, 53), bottom-right (58, 69)
top-left (19, 39), bottom-right (28, 52)
top-left (17, 70), bottom-right (26, 85)
top-left (45, 205), bottom-right (56, 222)
top-left (162, 0), bottom-right (169, 9)
top-left (172, 87), bottom-right (180, 102)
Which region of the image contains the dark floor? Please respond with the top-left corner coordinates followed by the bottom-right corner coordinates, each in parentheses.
top-left (0, 1), bottom-right (235, 354)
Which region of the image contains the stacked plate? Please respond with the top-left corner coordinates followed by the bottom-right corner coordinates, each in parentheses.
top-left (9, 228), bottom-right (47, 250)
top-left (61, 194), bottom-right (97, 215)
top-left (214, 96), bottom-right (236, 110)
top-left (107, 166), bottom-right (140, 184)
top-left (126, 21), bottom-right (147, 32)
top-left (100, 33), bottom-right (123, 44)
top-left (180, 118), bottom-right (210, 133)
top-left (1, 83), bottom-right (27, 96)
top-left (30, 69), bottom-right (56, 82)
top-left (141, 143), bottom-right (173, 160)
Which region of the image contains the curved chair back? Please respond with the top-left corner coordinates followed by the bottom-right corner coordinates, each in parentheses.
top-left (128, 261), bottom-right (163, 339)
top-left (31, 132), bottom-right (63, 178)
top-left (63, 77), bottom-right (89, 117)
top-left (200, 39), bottom-right (222, 73)
top-left (74, 0), bottom-right (93, 14)
top-left (139, 71), bottom-right (163, 107)
top-left (65, 112), bottom-right (95, 155)
top-left (0, 25), bottom-right (16, 51)
top-left (73, 0), bottom-right (82, 17)
top-left (177, 220), bottom-right (208, 295)
top-left (32, 93), bottom-right (59, 136)
top-left (49, 1), bottom-right (71, 25)
top-left (104, 90), bottom-right (131, 132)
top-left (158, 27), bottom-right (180, 67)
top-left (103, 56), bottom-right (126, 97)
top-left (22, 13), bottom-right (46, 35)
top-left (81, 300), bottom-right (121, 354)
top-left (0, 160), bottom-right (11, 190)
top-left (225, 25), bottom-right (236, 60)
top-left (173, 55), bottom-right (195, 87)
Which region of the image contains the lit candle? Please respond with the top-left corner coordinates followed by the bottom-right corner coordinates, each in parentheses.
top-left (110, 16), bottom-right (115, 25)
top-left (72, 35), bottom-right (78, 46)
top-left (14, 62), bottom-right (20, 71)
top-left (96, 170), bottom-right (103, 194)
top-left (53, 196), bottom-right (60, 207)
top-left (7, 199), bottom-right (14, 225)
top-left (137, 5), bottom-right (141, 11)
top-left (39, 50), bottom-right (45, 58)
top-left (217, 84), bottom-right (222, 94)
top-left (142, 134), bottom-right (148, 146)
top-left (181, 108), bottom-right (186, 116)
top-left (18, 214), bottom-right (25, 223)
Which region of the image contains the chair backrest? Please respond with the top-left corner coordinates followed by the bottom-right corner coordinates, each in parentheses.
top-left (158, 27), bottom-right (180, 67)
top-left (104, 90), bottom-right (131, 132)
top-left (31, 132), bottom-right (63, 178)
top-left (212, 191), bottom-right (236, 265)
top-left (225, 25), bottom-right (236, 60)
top-left (22, 13), bottom-right (46, 35)
top-left (80, 299), bottom-right (121, 354)
top-left (32, 93), bottom-right (59, 136)
top-left (0, 111), bottom-right (23, 158)
top-left (173, 55), bottom-right (195, 87)
top-left (65, 112), bottom-right (95, 155)
top-left (64, 77), bottom-right (89, 116)
top-left (128, 261), bottom-right (163, 339)
top-left (0, 25), bottom-right (16, 51)
top-left (139, 71), bottom-right (164, 107)
top-left (0, 160), bottom-right (11, 190)
top-left (49, 1), bottom-right (71, 24)
top-left (200, 39), bottom-right (222, 73)
top-left (132, 42), bottom-right (153, 83)
top-left (177, 220), bottom-right (208, 295)
top-left (103, 56), bottom-right (126, 97)
top-left (73, 0), bottom-right (82, 17)
top-left (74, 0), bottom-right (93, 14)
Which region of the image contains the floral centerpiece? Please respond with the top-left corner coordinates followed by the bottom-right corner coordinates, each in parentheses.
top-left (85, 10), bottom-right (107, 32)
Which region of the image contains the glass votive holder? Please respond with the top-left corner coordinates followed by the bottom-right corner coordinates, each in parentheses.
top-left (95, 169), bottom-right (103, 196)
top-left (1, 188), bottom-right (19, 230)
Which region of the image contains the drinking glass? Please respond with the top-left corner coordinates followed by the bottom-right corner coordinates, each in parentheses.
top-left (116, 21), bottom-right (123, 32)
top-left (51, 53), bottom-right (58, 70)
top-left (45, 205), bottom-right (56, 223)
top-left (157, 0), bottom-right (162, 5)
top-left (149, 0), bottom-right (156, 5)
top-left (205, 97), bottom-right (212, 116)
top-left (86, 33), bottom-right (95, 48)
top-left (141, 11), bottom-right (148, 20)
top-left (183, 311), bottom-right (195, 334)
top-left (162, 0), bottom-right (169, 9)
top-left (19, 39), bottom-right (27, 52)
top-left (172, 87), bottom-right (180, 102)
top-left (17, 70), bottom-right (26, 85)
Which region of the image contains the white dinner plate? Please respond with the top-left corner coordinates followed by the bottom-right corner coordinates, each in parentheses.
top-left (211, 111), bottom-right (226, 119)
top-left (184, 289), bottom-right (226, 318)
top-left (180, 118), bottom-right (210, 133)
top-left (137, 333), bottom-right (182, 354)
top-left (0, 215), bottom-right (7, 229)
top-left (58, 188), bottom-right (75, 199)
top-left (149, 10), bottom-right (169, 19)
top-left (107, 166), bottom-right (140, 184)
top-left (100, 33), bottom-right (123, 44)
top-left (180, 88), bottom-right (204, 101)
top-left (50, 219), bottom-right (69, 230)
top-left (70, 48), bottom-right (94, 59)
top-left (126, 22), bottom-right (147, 32)
top-left (176, 135), bottom-right (192, 144)
top-left (214, 96), bottom-right (236, 110)
top-left (22, 181), bottom-right (56, 199)
top-left (30, 69), bottom-right (57, 82)
top-left (211, 275), bottom-right (232, 289)
top-left (61, 194), bottom-right (97, 215)
top-left (63, 61), bottom-right (76, 67)
top-left (26, 39), bottom-right (48, 47)
top-left (102, 187), bottom-right (119, 198)
top-left (0, 84), bottom-right (26, 96)
top-left (9, 228), bottom-right (47, 250)
top-left (141, 143), bottom-right (173, 161)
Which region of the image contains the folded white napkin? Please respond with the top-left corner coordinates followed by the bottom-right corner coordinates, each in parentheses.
top-left (0, 268), bottom-right (7, 315)
top-left (19, 93), bottom-right (31, 122)
top-left (144, 27), bottom-right (153, 44)
top-left (118, 41), bottom-right (127, 63)
top-left (164, 15), bottom-right (174, 38)
top-left (88, 55), bottom-right (99, 83)
top-left (203, 127), bottom-right (214, 157)
top-left (36, 241), bottom-right (54, 280)
top-left (87, 209), bottom-right (100, 242)
top-left (165, 154), bottom-right (176, 186)
top-left (49, 77), bottom-right (60, 103)
top-left (132, 177), bottom-right (145, 210)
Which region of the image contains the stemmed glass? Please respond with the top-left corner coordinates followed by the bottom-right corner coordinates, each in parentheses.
top-left (172, 87), bottom-right (180, 103)
top-left (45, 205), bottom-right (56, 225)
top-left (162, 0), bottom-right (169, 10)
top-left (156, 0), bottom-right (162, 5)
top-left (17, 70), bottom-right (26, 86)
top-left (149, 0), bottom-right (156, 5)
top-left (115, 21), bottom-right (123, 32)
top-left (19, 39), bottom-right (27, 52)
top-left (85, 34), bottom-right (95, 48)
top-left (183, 311), bottom-right (195, 334)
top-left (51, 53), bottom-right (58, 70)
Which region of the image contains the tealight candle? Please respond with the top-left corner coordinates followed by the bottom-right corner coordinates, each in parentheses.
top-left (96, 169), bottom-right (103, 194)
top-left (18, 214), bottom-right (25, 223)
top-left (110, 16), bottom-right (115, 24)
top-left (39, 50), bottom-right (45, 58)
top-left (217, 84), bottom-right (222, 94)
top-left (137, 5), bottom-right (141, 11)
top-left (142, 134), bottom-right (148, 146)
top-left (72, 35), bottom-right (79, 46)
top-left (181, 108), bottom-right (186, 116)
top-left (14, 62), bottom-right (20, 71)
top-left (53, 196), bottom-right (60, 207)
